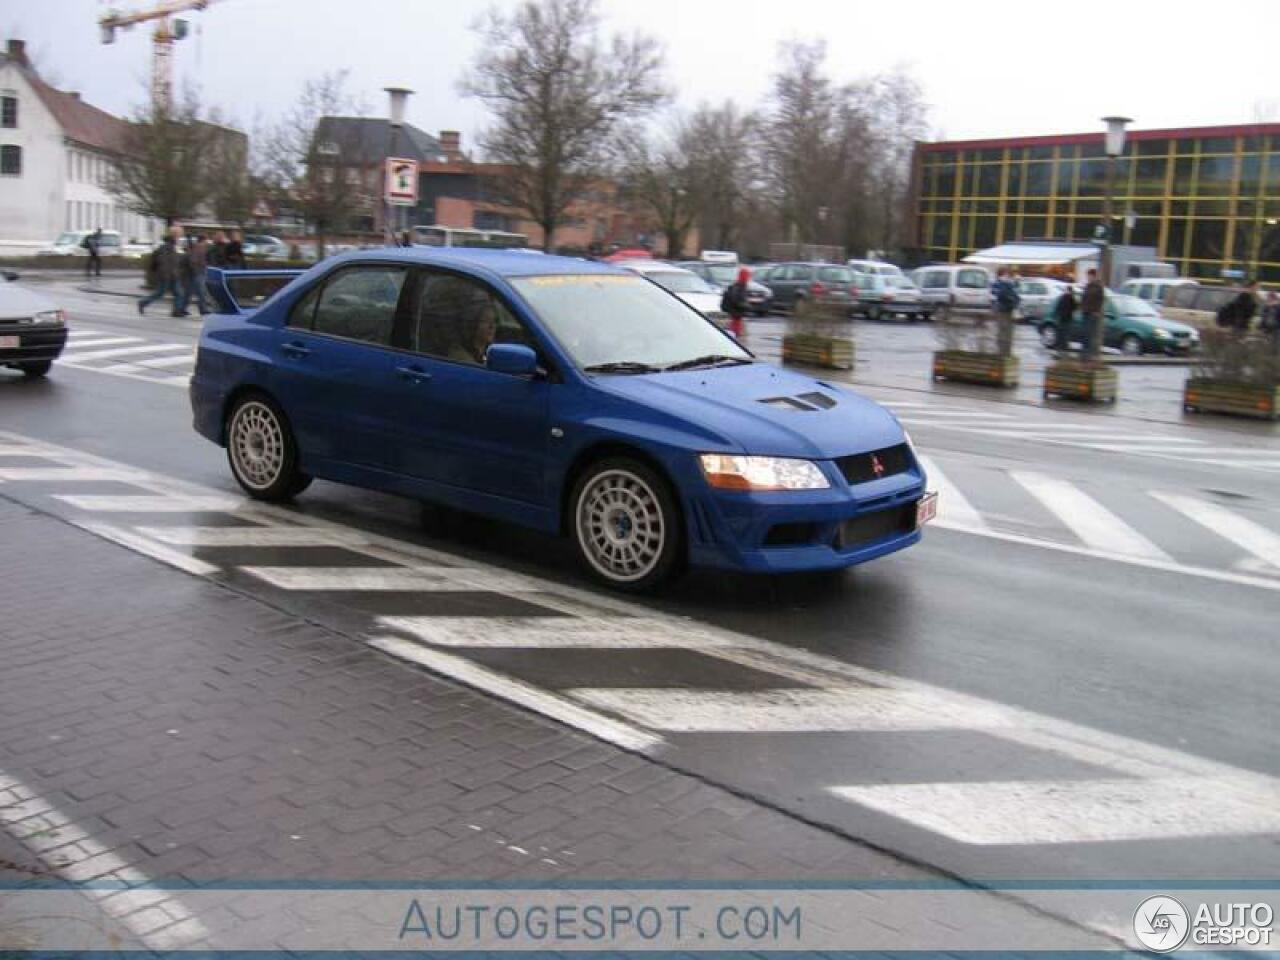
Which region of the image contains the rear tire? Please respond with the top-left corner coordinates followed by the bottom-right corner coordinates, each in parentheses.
top-left (20, 360), bottom-right (52, 378)
top-left (1121, 333), bottom-right (1144, 356)
top-left (225, 394), bottom-right (311, 501)
top-left (569, 457), bottom-right (683, 593)
top-left (1039, 324), bottom-right (1058, 347)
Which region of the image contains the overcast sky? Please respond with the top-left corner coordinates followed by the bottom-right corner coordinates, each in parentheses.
top-left (7, 0), bottom-right (1279, 149)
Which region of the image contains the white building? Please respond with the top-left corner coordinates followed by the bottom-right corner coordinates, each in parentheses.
top-left (0, 39), bottom-right (162, 255)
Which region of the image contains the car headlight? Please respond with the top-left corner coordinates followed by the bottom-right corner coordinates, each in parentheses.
top-left (1153, 328), bottom-right (1172, 339)
top-left (699, 454), bottom-right (830, 491)
top-left (32, 309), bottom-right (65, 326)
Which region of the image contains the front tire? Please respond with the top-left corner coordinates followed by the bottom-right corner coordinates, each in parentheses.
top-left (225, 394), bottom-right (311, 501)
top-left (570, 457), bottom-right (683, 592)
top-left (1121, 333), bottom-right (1144, 356)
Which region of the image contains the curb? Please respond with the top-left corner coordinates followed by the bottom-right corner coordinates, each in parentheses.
top-left (76, 283), bottom-right (144, 299)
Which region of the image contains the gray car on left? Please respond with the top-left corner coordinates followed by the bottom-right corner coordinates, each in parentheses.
top-left (0, 273), bottom-right (68, 379)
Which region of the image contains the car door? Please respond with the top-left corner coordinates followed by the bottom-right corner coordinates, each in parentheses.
top-left (270, 263), bottom-right (410, 470)
top-left (392, 268), bottom-right (552, 504)
top-left (955, 268), bottom-right (991, 309)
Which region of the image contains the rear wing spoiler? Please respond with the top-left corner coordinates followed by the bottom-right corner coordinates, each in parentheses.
top-left (206, 267), bottom-right (306, 315)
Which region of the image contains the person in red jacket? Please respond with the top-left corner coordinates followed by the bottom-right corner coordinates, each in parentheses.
top-left (720, 267), bottom-right (751, 338)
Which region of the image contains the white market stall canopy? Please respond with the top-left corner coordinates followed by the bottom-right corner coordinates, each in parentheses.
top-left (963, 243), bottom-right (1098, 266)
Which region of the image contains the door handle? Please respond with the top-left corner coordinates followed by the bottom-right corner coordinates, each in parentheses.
top-left (281, 342), bottom-right (311, 358)
top-left (396, 365), bottom-right (432, 383)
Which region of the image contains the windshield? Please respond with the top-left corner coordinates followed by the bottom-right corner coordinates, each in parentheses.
top-left (511, 274), bottom-right (750, 370)
top-left (55, 232), bottom-right (80, 246)
top-left (706, 264), bottom-right (738, 285)
top-left (642, 270), bottom-right (714, 294)
top-left (1112, 294), bottom-right (1158, 317)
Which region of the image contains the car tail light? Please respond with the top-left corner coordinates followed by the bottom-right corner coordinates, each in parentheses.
top-left (810, 282), bottom-right (826, 297)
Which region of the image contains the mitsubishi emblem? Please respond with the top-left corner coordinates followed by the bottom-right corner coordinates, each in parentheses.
top-left (871, 454), bottom-right (885, 477)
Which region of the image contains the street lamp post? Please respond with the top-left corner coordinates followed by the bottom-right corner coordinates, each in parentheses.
top-left (384, 85), bottom-right (413, 245)
top-left (1091, 115), bottom-right (1131, 361)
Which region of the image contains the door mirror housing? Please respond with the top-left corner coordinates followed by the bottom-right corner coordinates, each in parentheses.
top-left (486, 342), bottom-right (539, 377)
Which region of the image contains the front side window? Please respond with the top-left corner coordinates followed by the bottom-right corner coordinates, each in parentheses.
top-left (310, 266), bottom-right (406, 345)
top-left (511, 273), bottom-right (748, 371)
top-left (958, 269), bottom-right (987, 289)
top-left (1, 95), bottom-right (16, 128)
top-left (0, 144), bottom-right (20, 176)
top-left (409, 270), bottom-right (528, 366)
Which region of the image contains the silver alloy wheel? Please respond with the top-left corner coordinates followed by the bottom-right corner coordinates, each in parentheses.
top-left (575, 468), bottom-right (666, 583)
top-left (1121, 334), bottom-right (1143, 356)
top-left (228, 400), bottom-right (285, 491)
top-left (1039, 325), bottom-right (1058, 347)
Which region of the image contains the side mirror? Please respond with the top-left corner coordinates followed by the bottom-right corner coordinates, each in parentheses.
top-left (486, 342), bottom-right (539, 377)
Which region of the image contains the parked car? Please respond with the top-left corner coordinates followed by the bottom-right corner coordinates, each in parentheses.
top-left (39, 229), bottom-right (125, 257)
top-left (1037, 292), bottom-right (1200, 355)
top-left (1015, 277), bottom-right (1069, 323)
top-left (676, 261), bottom-right (772, 315)
top-left (243, 235), bottom-right (291, 260)
top-left (847, 259), bottom-right (903, 278)
top-left (0, 273), bottom-right (67, 379)
top-left (856, 275), bottom-right (932, 321)
top-left (1161, 284), bottom-right (1252, 329)
top-left (910, 264), bottom-right (993, 312)
top-left (1120, 277), bottom-right (1197, 307)
top-left (616, 261), bottom-right (728, 325)
top-left (191, 250), bottom-right (935, 590)
top-left (765, 262), bottom-right (860, 314)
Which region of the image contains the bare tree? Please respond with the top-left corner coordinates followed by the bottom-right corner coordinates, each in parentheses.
top-left (108, 88), bottom-right (213, 226)
top-left (259, 71), bottom-right (370, 257)
top-left (619, 124), bottom-right (698, 257)
top-left (865, 69), bottom-right (929, 254)
top-left (683, 102), bottom-right (757, 251)
top-left (203, 109), bottom-right (253, 225)
top-left (462, 0), bottom-right (668, 251)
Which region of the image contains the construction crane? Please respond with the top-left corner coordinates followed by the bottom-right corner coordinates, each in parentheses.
top-left (99, 0), bottom-right (217, 112)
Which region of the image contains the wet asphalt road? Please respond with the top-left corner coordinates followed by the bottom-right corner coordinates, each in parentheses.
top-left (2, 278), bottom-right (1278, 887)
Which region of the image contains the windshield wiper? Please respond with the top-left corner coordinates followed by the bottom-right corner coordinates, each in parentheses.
top-left (583, 361), bottom-right (662, 375)
top-left (663, 354), bottom-right (753, 372)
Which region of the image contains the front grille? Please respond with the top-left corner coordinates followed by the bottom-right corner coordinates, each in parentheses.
top-left (834, 503), bottom-right (916, 550)
top-left (764, 522), bottom-right (817, 547)
top-left (836, 443), bottom-right (911, 485)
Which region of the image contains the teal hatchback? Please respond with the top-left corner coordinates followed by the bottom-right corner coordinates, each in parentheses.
top-left (1037, 293), bottom-right (1200, 356)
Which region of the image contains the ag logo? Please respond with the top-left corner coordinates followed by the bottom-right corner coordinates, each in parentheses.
top-left (1134, 896), bottom-right (1190, 952)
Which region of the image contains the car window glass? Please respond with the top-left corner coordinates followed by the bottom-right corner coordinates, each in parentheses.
top-left (312, 266), bottom-right (406, 345)
top-left (924, 271), bottom-right (946, 288)
top-left (287, 284), bottom-right (321, 329)
top-left (410, 271), bottom-right (526, 366)
top-left (957, 270), bottom-right (983, 288)
top-left (818, 267), bottom-right (854, 283)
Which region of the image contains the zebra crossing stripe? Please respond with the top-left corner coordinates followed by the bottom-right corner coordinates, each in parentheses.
top-left (379, 615), bottom-right (734, 649)
top-left (568, 688), bottom-right (1016, 733)
top-left (62, 343), bottom-right (191, 362)
top-left (240, 567), bottom-right (461, 591)
top-left (366, 635), bottom-right (663, 753)
top-left (1150, 491), bottom-right (1280, 570)
top-left (69, 521), bottom-right (220, 576)
top-left (130, 353), bottom-right (197, 369)
top-left (0, 467), bottom-right (146, 483)
top-left (1011, 471), bottom-right (1173, 562)
top-left (916, 455), bottom-right (988, 532)
top-left (54, 494), bottom-right (244, 512)
top-left (829, 777), bottom-right (1280, 845)
top-left (62, 336), bottom-right (143, 349)
top-left (136, 526), bottom-right (367, 548)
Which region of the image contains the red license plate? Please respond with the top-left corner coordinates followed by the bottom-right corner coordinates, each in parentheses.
top-left (916, 492), bottom-right (938, 527)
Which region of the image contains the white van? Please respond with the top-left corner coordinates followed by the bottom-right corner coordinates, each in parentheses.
top-left (41, 229), bottom-right (124, 256)
top-left (848, 258), bottom-right (903, 277)
top-left (910, 264), bottom-right (993, 310)
top-left (1120, 277), bottom-right (1196, 306)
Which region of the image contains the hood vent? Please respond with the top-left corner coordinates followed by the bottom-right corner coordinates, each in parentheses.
top-left (759, 391), bottom-right (839, 412)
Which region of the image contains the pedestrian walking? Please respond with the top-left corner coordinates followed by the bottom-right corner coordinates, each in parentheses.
top-left (224, 229), bottom-right (246, 269)
top-left (177, 235), bottom-right (211, 316)
top-left (1261, 291), bottom-right (1279, 333)
top-left (720, 267), bottom-right (751, 338)
top-left (1221, 280), bottom-right (1259, 334)
top-left (1053, 283), bottom-right (1078, 352)
top-left (209, 230), bottom-right (228, 268)
top-left (400, 229), bottom-right (414, 248)
top-left (82, 227), bottom-right (103, 278)
top-left (991, 267), bottom-right (1020, 356)
top-left (1080, 268), bottom-right (1105, 356)
top-left (137, 229), bottom-right (182, 317)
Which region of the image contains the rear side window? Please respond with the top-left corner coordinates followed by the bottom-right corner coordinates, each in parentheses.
top-left (818, 267), bottom-right (854, 283)
top-left (311, 266), bottom-right (407, 345)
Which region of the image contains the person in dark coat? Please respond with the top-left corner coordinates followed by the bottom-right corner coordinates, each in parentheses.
top-left (1224, 281), bottom-right (1259, 333)
top-left (1053, 283), bottom-right (1078, 352)
top-left (224, 229), bottom-right (246, 269)
top-left (1079, 268), bottom-right (1105, 356)
top-left (209, 230), bottom-right (228, 267)
top-left (138, 229), bottom-right (183, 316)
top-left (83, 228), bottom-right (103, 278)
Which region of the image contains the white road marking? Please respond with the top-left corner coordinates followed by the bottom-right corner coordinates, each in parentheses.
top-left (71, 521), bottom-right (220, 576)
top-left (1011, 471), bottom-right (1173, 562)
top-left (569, 688), bottom-right (1016, 732)
top-left (1087, 444), bottom-right (1280, 456)
top-left (62, 336), bottom-right (143, 349)
top-left (0, 467), bottom-right (146, 483)
top-left (897, 409), bottom-right (1014, 420)
top-left (0, 767), bottom-right (209, 948)
top-left (239, 566), bottom-right (457, 591)
top-left (1151, 491), bottom-right (1280, 569)
top-left (830, 777), bottom-right (1280, 845)
top-left (54, 494), bottom-right (245, 512)
top-left (0, 443), bottom-right (55, 457)
top-left (380, 615), bottom-right (733, 648)
top-left (131, 353), bottom-right (197, 369)
top-left (366, 636), bottom-right (662, 753)
top-left (915, 455), bottom-right (989, 532)
top-left (61, 343), bottom-right (191, 362)
top-left (137, 525), bottom-right (368, 548)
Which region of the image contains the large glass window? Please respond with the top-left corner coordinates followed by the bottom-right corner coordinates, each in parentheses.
top-left (0, 144), bottom-right (20, 176)
top-left (975, 164), bottom-right (1002, 196)
top-left (1188, 220), bottom-right (1228, 262)
top-left (1133, 157), bottom-right (1167, 196)
top-left (936, 161), bottom-right (957, 197)
top-left (1, 95), bottom-right (15, 128)
top-left (310, 266), bottom-right (406, 345)
top-left (1196, 155), bottom-right (1237, 195)
top-left (1024, 162), bottom-right (1053, 196)
top-left (1172, 158), bottom-right (1196, 196)
top-left (510, 274), bottom-right (747, 371)
top-left (1136, 139), bottom-right (1169, 157)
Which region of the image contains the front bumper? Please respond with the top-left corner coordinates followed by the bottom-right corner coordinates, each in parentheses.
top-left (0, 323), bottom-right (68, 366)
top-left (684, 463), bottom-right (930, 574)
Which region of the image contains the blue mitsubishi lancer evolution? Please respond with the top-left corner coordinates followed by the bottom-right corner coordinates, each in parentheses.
top-left (190, 248), bottom-right (935, 591)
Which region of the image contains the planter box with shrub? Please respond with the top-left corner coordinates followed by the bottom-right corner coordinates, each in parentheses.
top-left (1043, 360), bottom-right (1118, 403)
top-left (932, 349), bottom-right (1020, 387)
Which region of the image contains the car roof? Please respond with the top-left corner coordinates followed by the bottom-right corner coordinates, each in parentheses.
top-left (323, 246), bottom-right (625, 279)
